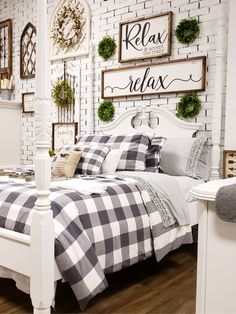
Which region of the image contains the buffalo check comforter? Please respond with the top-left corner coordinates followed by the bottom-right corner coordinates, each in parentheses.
top-left (0, 175), bottom-right (192, 309)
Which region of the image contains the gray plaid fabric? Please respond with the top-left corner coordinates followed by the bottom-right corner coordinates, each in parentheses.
top-left (146, 137), bottom-right (166, 172)
top-left (0, 176), bottom-right (192, 309)
top-left (106, 134), bottom-right (149, 171)
top-left (75, 145), bottom-right (110, 175)
top-left (76, 134), bottom-right (110, 145)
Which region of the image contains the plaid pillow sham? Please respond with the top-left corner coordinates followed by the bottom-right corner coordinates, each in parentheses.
top-left (146, 137), bottom-right (166, 172)
top-left (106, 134), bottom-right (150, 171)
top-left (75, 145), bottom-right (110, 175)
top-left (76, 134), bottom-right (110, 146)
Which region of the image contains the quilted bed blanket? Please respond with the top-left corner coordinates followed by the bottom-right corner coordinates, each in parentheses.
top-left (0, 175), bottom-right (192, 309)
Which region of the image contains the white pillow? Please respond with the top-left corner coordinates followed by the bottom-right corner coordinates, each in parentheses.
top-left (101, 150), bottom-right (123, 174)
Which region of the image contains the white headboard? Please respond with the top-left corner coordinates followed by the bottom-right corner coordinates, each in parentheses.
top-left (98, 108), bottom-right (202, 138)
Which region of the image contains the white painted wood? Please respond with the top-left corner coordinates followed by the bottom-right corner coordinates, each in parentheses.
top-left (0, 100), bottom-right (21, 167)
top-left (224, 0), bottom-right (236, 149)
top-left (50, 0), bottom-right (91, 62)
top-left (31, 0), bottom-right (54, 313)
top-left (98, 107), bottom-right (202, 138)
top-left (87, 41), bottom-right (94, 133)
top-left (210, 4), bottom-right (227, 180)
top-left (190, 179), bottom-right (236, 314)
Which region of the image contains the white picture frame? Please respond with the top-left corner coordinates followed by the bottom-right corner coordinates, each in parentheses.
top-left (118, 12), bottom-right (172, 62)
top-left (102, 57), bottom-right (206, 99)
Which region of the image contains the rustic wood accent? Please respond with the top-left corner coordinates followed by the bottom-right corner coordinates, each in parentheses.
top-left (52, 122), bottom-right (78, 151)
top-left (101, 56), bottom-right (206, 99)
top-left (20, 23), bottom-right (36, 79)
top-left (0, 19), bottom-right (12, 81)
top-left (0, 244), bottom-right (196, 313)
top-left (118, 11), bottom-right (172, 63)
top-left (223, 150), bottom-right (236, 179)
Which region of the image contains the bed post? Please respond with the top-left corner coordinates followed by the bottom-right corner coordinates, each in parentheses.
top-left (210, 5), bottom-right (227, 180)
top-left (30, 1), bottom-right (54, 314)
top-left (87, 41), bottom-right (94, 133)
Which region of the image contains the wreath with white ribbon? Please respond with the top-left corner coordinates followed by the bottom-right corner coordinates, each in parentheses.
top-left (52, 3), bottom-right (82, 49)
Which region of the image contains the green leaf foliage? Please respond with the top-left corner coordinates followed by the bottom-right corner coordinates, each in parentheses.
top-left (52, 80), bottom-right (73, 108)
top-left (98, 36), bottom-right (116, 61)
top-left (175, 18), bottom-right (200, 44)
top-left (176, 94), bottom-right (202, 119)
top-left (98, 100), bottom-right (115, 122)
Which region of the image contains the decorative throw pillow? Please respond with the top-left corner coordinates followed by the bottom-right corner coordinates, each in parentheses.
top-left (101, 149), bottom-right (123, 174)
top-left (52, 150), bottom-right (82, 178)
top-left (76, 145), bottom-right (110, 175)
top-left (76, 134), bottom-right (110, 146)
top-left (106, 134), bottom-right (150, 171)
top-left (160, 137), bottom-right (208, 179)
top-left (146, 137), bottom-right (166, 172)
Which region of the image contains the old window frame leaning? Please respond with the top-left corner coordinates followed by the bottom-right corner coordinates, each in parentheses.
top-left (0, 19), bottom-right (12, 80)
top-left (20, 22), bottom-right (37, 79)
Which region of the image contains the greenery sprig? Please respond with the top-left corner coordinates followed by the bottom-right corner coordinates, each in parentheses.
top-left (52, 80), bottom-right (73, 109)
top-left (98, 100), bottom-right (115, 122)
top-left (98, 36), bottom-right (117, 61)
top-left (175, 18), bottom-right (200, 44)
top-left (176, 94), bottom-right (202, 119)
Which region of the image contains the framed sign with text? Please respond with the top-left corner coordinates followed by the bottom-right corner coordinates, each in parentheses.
top-left (102, 56), bottom-right (206, 99)
top-left (118, 12), bottom-right (172, 63)
top-left (52, 122), bottom-right (78, 151)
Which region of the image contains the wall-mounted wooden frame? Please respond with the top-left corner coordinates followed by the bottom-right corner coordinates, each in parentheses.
top-left (20, 22), bottom-right (37, 79)
top-left (118, 12), bottom-right (172, 63)
top-left (102, 56), bottom-right (206, 99)
top-left (52, 122), bottom-right (78, 151)
top-left (0, 19), bottom-right (12, 80)
top-left (22, 92), bottom-right (35, 113)
top-left (223, 150), bottom-right (236, 179)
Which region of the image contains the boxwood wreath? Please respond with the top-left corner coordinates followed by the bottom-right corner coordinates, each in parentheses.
top-left (176, 94), bottom-right (202, 119)
top-left (98, 36), bottom-right (116, 61)
top-left (52, 80), bottom-right (73, 109)
top-left (51, 3), bottom-right (82, 49)
top-left (98, 100), bottom-right (115, 122)
top-left (175, 18), bottom-right (200, 44)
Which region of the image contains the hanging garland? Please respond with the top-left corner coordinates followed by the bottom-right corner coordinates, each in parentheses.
top-left (98, 36), bottom-right (117, 61)
top-left (51, 3), bottom-right (82, 49)
top-left (52, 80), bottom-right (73, 109)
top-left (98, 100), bottom-right (115, 122)
top-left (176, 94), bottom-right (202, 119)
top-left (175, 18), bottom-right (200, 44)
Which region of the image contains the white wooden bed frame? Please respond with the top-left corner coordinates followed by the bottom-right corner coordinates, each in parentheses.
top-left (0, 1), bottom-right (225, 313)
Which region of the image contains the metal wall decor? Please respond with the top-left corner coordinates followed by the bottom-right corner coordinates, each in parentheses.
top-left (0, 19), bottom-right (13, 80)
top-left (20, 22), bottom-right (37, 79)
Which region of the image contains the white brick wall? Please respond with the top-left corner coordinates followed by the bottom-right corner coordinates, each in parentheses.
top-left (0, 0), bottom-right (228, 166)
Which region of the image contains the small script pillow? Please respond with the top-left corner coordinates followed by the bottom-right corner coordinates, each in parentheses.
top-left (52, 150), bottom-right (82, 178)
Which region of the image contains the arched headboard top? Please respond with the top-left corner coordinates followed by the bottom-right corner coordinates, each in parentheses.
top-left (97, 108), bottom-right (202, 138)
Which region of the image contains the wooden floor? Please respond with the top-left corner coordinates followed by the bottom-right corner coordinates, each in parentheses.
top-left (0, 244), bottom-right (197, 314)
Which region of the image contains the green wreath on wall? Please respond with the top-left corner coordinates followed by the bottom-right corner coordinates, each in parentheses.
top-left (176, 94), bottom-right (202, 119)
top-left (175, 18), bottom-right (200, 44)
top-left (52, 80), bottom-right (73, 109)
top-left (98, 36), bottom-right (117, 61)
top-left (98, 100), bottom-right (115, 122)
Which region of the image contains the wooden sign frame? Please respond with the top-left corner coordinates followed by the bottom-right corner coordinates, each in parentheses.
top-left (52, 122), bottom-right (78, 151)
top-left (22, 92), bottom-right (35, 113)
top-left (118, 12), bottom-right (172, 63)
top-left (102, 56), bottom-right (206, 99)
top-left (0, 19), bottom-right (12, 80)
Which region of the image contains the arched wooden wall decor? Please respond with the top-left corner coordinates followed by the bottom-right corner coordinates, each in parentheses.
top-left (50, 0), bottom-right (91, 61)
top-left (20, 22), bottom-right (37, 79)
top-left (0, 19), bottom-right (12, 80)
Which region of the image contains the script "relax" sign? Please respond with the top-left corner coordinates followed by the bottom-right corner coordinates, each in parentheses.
top-left (119, 12), bottom-right (172, 62)
top-left (102, 57), bottom-right (206, 99)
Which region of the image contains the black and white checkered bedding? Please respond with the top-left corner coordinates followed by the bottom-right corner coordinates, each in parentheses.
top-left (0, 176), bottom-right (192, 309)
top-left (146, 137), bottom-right (166, 172)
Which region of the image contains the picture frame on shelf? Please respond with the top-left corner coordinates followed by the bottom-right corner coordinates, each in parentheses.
top-left (52, 122), bottom-right (78, 151)
top-left (22, 92), bottom-right (35, 113)
top-left (118, 12), bottom-right (172, 63)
